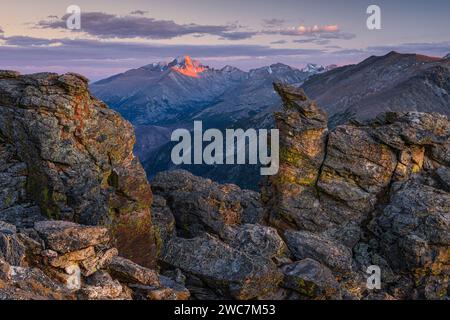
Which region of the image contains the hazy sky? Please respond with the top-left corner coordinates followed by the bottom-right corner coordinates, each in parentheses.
top-left (1, 0), bottom-right (449, 80)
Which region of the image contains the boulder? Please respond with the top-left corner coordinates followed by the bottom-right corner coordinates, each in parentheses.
top-left (34, 220), bottom-right (109, 253)
top-left (108, 256), bottom-right (160, 286)
top-left (160, 233), bottom-right (282, 299)
top-left (130, 275), bottom-right (190, 300)
top-left (79, 271), bottom-right (130, 300)
top-left (0, 229), bottom-right (28, 266)
top-left (284, 230), bottom-right (353, 273)
top-left (152, 170), bottom-right (264, 238)
top-left (281, 259), bottom-right (341, 299)
top-left (221, 224), bottom-right (290, 264)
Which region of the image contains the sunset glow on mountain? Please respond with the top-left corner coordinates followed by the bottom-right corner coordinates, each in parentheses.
top-left (171, 55), bottom-right (206, 78)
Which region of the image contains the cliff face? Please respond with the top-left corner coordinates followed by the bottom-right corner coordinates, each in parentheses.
top-left (0, 71), bottom-right (156, 267)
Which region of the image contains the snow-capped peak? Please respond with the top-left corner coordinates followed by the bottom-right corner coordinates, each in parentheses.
top-left (221, 65), bottom-right (242, 73)
top-left (169, 55), bottom-right (207, 78)
top-left (302, 63), bottom-right (337, 75)
top-left (142, 56), bottom-right (208, 77)
top-left (444, 53), bottom-right (450, 60)
top-left (302, 63), bottom-right (325, 74)
top-left (142, 61), bottom-right (170, 71)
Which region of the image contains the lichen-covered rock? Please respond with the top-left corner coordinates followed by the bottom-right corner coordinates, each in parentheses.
top-left (0, 71), bottom-right (157, 267)
top-left (317, 125), bottom-right (397, 219)
top-left (79, 271), bottom-right (130, 300)
top-left (0, 229), bottom-right (29, 266)
top-left (108, 256), bottom-right (160, 286)
top-left (152, 170), bottom-right (264, 238)
top-left (34, 220), bottom-right (109, 254)
top-left (369, 177), bottom-right (450, 298)
top-left (151, 195), bottom-right (176, 245)
top-left (262, 84), bottom-right (328, 232)
top-left (221, 224), bottom-right (291, 265)
top-left (281, 259), bottom-right (341, 299)
top-left (0, 218), bottom-right (188, 300)
top-left (284, 230), bottom-right (353, 273)
top-left (160, 233), bottom-right (283, 299)
top-left (262, 83), bottom-right (450, 300)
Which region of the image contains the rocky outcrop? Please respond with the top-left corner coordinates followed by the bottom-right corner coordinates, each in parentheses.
top-left (0, 71), bottom-right (157, 267)
top-left (262, 83), bottom-right (450, 299)
top-left (152, 170), bottom-right (264, 238)
top-left (263, 83), bottom-right (328, 232)
top-left (1, 70), bottom-right (449, 300)
top-left (150, 82), bottom-right (449, 300)
top-left (0, 219), bottom-right (188, 300)
top-left (152, 170), bottom-right (286, 299)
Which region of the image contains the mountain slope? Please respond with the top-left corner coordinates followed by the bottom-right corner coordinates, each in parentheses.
top-left (91, 56), bottom-right (247, 125)
top-left (192, 63), bottom-right (310, 128)
top-left (302, 51), bottom-right (450, 126)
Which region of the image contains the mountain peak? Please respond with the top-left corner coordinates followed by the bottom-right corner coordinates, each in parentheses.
top-left (170, 55), bottom-right (207, 78)
top-left (302, 63), bottom-right (326, 74)
top-left (221, 65), bottom-right (242, 73)
top-left (444, 53), bottom-right (450, 59)
top-left (301, 63), bottom-right (337, 75)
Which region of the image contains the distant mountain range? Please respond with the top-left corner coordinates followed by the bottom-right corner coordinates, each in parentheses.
top-left (91, 56), bottom-right (333, 187)
top-left (90, 52), bottom-right (450, 189)
top-left (91, 55), bottom-right (330, 126)
top-left (303, 51), bottom-right (450, 127)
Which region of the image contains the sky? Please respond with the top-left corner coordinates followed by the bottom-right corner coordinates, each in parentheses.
top-left (0, 0), bottom-right (450, 80)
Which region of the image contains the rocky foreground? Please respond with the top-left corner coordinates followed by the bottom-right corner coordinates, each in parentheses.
top-left (0, 71), bottom-right (449, 300)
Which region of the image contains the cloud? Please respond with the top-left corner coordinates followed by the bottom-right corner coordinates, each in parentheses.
top-left (318, 32), bottom-right (355, 40)
top-left (325, 45), bottom-right (342, 49)
top-left (293, 38), bottom-right (331, 45)
top-left (270, 40), bottom-right (287, 45)
top-left (0, 35), bottom-right (323, 58)
top-left (264, 24), bottom-right (355, 42)
top-left (268, 24), bottom-right (338, 36)
top-left (262, 19), bottom-right (285, 28)
top-left (219, 31), bottom-right (259, 40)
top-left (37, 12), bottom-right (256, 40)
top-left (1, 36), bottom-right (57, 46)
top-left (130, 10), bottom-right (148, 15)
top-left (0, 34), bottom-right (327, 79)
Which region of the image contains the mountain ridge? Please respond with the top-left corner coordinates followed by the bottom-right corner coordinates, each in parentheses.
top-left (91, 52), bottom-right (450, 189)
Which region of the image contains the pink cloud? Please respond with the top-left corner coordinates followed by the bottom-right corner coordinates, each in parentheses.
top-left (296, 24), bottom-right (340, 34)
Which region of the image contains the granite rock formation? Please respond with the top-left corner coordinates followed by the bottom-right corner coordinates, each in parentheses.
top-left (0, 71), bottom-right (157, 267)
top-left (261, 83), bottom-right (449, 299)
top-left (0, 220), bottom-right (188, 300)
